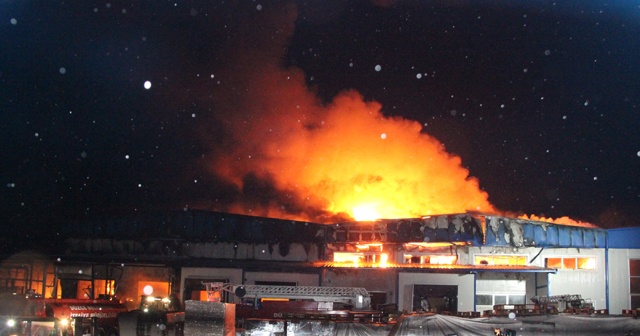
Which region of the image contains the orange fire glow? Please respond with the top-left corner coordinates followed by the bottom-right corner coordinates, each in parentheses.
top-left (201, 5), bottom-right (592, 227)
top-left (212, 90), bottom-right (495, 222)
top-left (518, 214), bottom-right (597, 228)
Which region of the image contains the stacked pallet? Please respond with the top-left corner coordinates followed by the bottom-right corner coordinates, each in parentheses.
top-left (622, 308), bottom-right (640, 317)
top-left (485, 304), bottom-right (558, 317)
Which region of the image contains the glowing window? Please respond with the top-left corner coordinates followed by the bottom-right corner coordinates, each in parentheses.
top-left (546, 257), bottom-right (596, 270)
top-left (577, 258), bottom-right (596, 270)
top-left (474, 255), bottom-right (527, 266)
top-left (333, 252), bottom-right (388, 267)
top-left (333, 252), bottom-right (364, 263)
top-left (546, 258), bottom-right (562, 268)
top-left (562, 258), bottom-right (576, 269)
top-left (403, 254), bottom-right (456, 265)
top-left (94, 279), bottom-right (116, 298)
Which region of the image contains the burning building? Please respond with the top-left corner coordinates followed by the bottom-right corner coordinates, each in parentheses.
top-left (4, 209), bottom-right (636, 317)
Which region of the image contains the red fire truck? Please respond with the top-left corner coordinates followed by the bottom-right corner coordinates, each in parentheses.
top-left (0, 263), bottom-right (129, 336)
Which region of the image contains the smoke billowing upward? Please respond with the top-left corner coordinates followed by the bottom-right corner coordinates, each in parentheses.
top-left (190, 2), bottom-right (494, 223)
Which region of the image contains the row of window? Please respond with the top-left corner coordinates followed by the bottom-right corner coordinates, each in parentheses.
top-left (476, 293), bottom-right (526, 306)
top-left (332, 251), bottom-right (597, 270)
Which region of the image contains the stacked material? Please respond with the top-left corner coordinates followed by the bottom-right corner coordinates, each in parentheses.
top-left (184, 301), bottom-right (235, 336)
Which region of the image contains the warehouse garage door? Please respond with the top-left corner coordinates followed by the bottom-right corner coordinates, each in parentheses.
top-left (413, 284), bottom-right (457, 313)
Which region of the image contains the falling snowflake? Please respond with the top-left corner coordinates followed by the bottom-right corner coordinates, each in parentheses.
top-left (144, 81), bottom-right (152, 89)
top-left (374, 64), bottom-right (382, 72)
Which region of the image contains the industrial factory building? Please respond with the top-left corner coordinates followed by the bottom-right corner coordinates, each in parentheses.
top-left (2, 210), bottom-right (640, 315)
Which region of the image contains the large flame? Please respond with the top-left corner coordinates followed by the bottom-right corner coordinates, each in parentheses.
top-left (210, 88), bottom-right (494, 222)
top-left (195, 3), bottom-right (591, 227)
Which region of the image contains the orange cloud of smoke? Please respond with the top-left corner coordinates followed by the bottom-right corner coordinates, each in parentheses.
top-left (196, 2), bottom-right (590, 227)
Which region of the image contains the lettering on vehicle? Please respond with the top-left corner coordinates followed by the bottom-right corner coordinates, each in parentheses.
top-left (69, 312), bottom-right (118, 318)
top-left (67, 306), bottom-right (121, 318)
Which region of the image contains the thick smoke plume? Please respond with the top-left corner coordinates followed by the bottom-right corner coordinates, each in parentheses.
top-left (193, 2), bottom-right (494, 223)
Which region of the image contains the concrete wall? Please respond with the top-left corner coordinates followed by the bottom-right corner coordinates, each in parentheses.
top-left (398, 272), bottom-right (475, 313)
top-left (320, 268), bottom-right (397, 304)
top-left (244, 271), bottom-right (319, 286)
top-left (181, 242), bottom-right (319, 261)
top-left (608, 248), bottom-right (640, 314)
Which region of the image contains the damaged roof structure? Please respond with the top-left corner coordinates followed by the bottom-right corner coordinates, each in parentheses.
top-left (14, 210), bottom-right (639, 316)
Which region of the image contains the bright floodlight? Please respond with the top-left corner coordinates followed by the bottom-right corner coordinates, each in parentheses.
top-left (143, 285), bottom-right (153, 295)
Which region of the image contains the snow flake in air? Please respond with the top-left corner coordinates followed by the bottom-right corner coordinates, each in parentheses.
top-left (374, 64), bottom-right (382, 72)
top-left (256, 4), bottom-right (263, 11)
top-left (144, 81), bottom-right (152, 89)
top-left (10, 18), bottom-right (17, 25)
top-left (59, 67), bottom-right (66, 74)
top-left (380, 133), bottom-right (387, 139)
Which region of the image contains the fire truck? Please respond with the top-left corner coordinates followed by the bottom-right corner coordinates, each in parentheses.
top-left (31, 264), bottom-right (129, 336)
top-left (0, 262), bottom-right (128, 336)
top-left (0, 293), bottom-right (61, 336)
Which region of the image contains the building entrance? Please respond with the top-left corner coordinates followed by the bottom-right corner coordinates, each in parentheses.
top-left (412, 284), bottom-right (457, 313)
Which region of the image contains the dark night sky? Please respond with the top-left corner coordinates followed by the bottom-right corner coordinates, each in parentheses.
top-left (2, 1), bottom-right (640, 252)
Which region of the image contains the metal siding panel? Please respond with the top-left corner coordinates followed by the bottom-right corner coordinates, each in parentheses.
top-left (484, 219), bottom-right (498, 246)
top-left (533, 225), bottom-right (549, 246)
top-left (485, 218), bottom-right (509, 246)
top-left (557, 226), bottom-right (571, 247)
top-left (595, 231), bottom-right (607, 247)
top-left (582, 229), bottom-right (595, 248)
top-left (523, 223), bottom-right (535, 246)
top-left (607, 228), bottom-right (640, 248)
top-left (545, 225), bottom-right (559, 246)
top-left (571, 228), bottom-right (584, 247)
